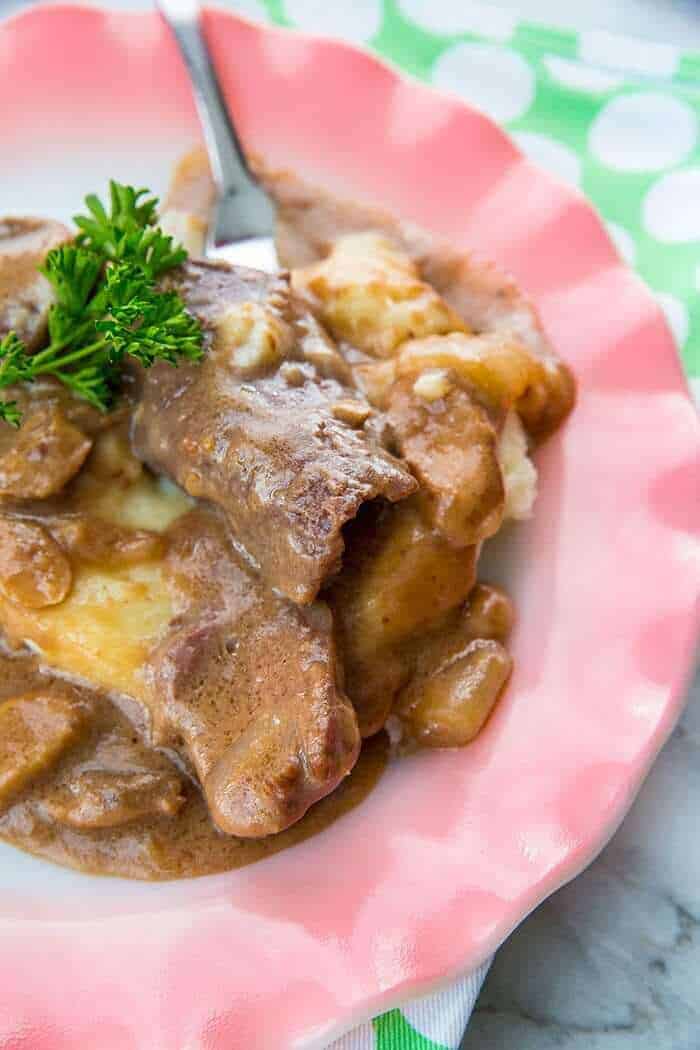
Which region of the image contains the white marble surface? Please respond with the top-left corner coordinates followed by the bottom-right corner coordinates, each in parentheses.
top-left (462, 665), bottom-right (700, 1050)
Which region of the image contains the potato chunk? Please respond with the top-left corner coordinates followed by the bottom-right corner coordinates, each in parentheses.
top-left (293, 233), bottom-right (467, 357)
top-left (0, 690), bottom-right (89, 810)
top-left (396, 639), bottom-right (512, 748)
top-left (462, 583), bottom-right (514, 643)
top-left (396, 331), bottom-right (541, 413)
top-left (395, 329), bottom-right (574, 440)
top-left (0, 561), bottom-right (174, 700)
top-left (159, 208), bottom-right (208, 257)
top-left (407, 584), bottom-right (514, 677)
top-left (333, 501), bottom-right (477, 652)
top-left (498, 409), bottom-right (537, 521)
top-left (216, 300), bottom-right (293, 376)
top-left (412, 368), bottom-right (453, 402)
top-left (329, 500), bottom-right (477, 735)
top-left (0, 435), bottom-right (190, 700)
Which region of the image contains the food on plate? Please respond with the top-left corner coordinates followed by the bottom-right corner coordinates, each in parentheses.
top-left (0, 218), bottom-right (71, 351)
top-left (0, 150), bottom-right (574, 878)
top-left (132, 262), bottom-right (415, 603)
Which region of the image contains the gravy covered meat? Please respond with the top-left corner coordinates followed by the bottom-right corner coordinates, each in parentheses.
top-left (0, 217), bottom-right (70, 351)
top-left (149, 507), bottom-right (360, 837)
top-left (0, 155), bottom-right (574, 879)
top-left (133, 262), bottom-right (415, 603)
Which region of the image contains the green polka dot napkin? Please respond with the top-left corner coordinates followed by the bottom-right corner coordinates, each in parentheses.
top-left (229, 2), bottom-right (699, 1047)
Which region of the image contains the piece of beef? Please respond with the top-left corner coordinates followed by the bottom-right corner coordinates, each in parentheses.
top-left (41, 729), bottom-right (184, 829)
top-left (132, 260), bottom-right (415, 603)
top-left (385, 376), bottom-right (505, 547)
top-left (0, 377), bottom-right (126, 505)
top-left (0, 215), bottom-right (132, 503)
top-left (0, 217), bottom-right (69, 350)
top-left (0, 217), bottom-right (99, 501)
top-left (0, 686), bottom-right (92, 812)
top-left (147, 508), bottom-right (361, 838)
top-left (0, 403), bottom-right (93, 501)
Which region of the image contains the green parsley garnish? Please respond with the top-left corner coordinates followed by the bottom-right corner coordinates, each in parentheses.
top-left (0, 181), bottom-right (203, 427)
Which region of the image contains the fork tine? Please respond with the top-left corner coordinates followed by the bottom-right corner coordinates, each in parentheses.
top-left (157, 0), bottom-right (278, 267)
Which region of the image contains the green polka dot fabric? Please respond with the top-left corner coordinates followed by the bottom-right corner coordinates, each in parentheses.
top-left (228, 3), bottom-right (699, 1046)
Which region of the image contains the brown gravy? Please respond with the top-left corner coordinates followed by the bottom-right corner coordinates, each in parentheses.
top-left (0, 647), bottom-right (388, 880)
top-left (0, 161), bottom-right (574, 880)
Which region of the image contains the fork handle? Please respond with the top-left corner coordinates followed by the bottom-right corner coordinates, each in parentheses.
top-left (160, 7), bottom-right (254, 196)
top-left (158, 5), bottom-right (274, 243)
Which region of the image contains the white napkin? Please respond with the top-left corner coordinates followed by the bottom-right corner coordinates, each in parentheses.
top-left (328, 964), bottom-right (491, 1049)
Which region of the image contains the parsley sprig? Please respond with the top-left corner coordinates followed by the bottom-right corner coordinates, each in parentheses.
top-left (0, 181), bottom-right (202, 426)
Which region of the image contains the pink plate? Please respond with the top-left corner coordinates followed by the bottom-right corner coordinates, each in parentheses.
top-left (0, 7), bottom-right (698, 1049)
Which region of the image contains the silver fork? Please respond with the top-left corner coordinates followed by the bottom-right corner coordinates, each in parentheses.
top-left (156, 0), bottom-right (278, 272)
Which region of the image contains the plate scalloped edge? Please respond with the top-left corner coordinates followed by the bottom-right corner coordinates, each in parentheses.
top-left (0, 6), bottom-right (698, 1049)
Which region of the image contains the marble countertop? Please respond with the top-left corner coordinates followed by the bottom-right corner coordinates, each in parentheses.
top-left (463, 665), bottom-right (699, 1049)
